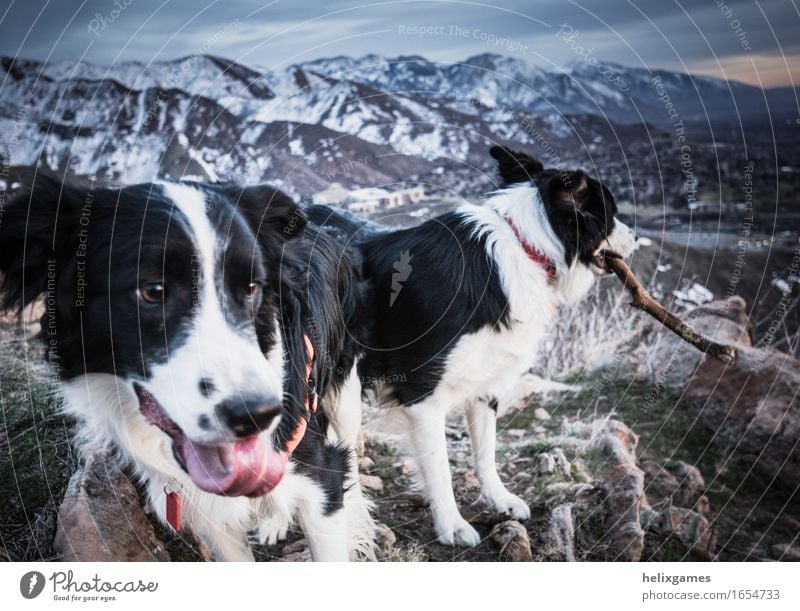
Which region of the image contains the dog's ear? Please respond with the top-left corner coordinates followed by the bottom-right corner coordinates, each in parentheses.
top-left (226, 185), bottom-right (307, 244)
top-left (0, 173), bottom-right (81, 312)
top-left (549, 170), bottom-right (590, 209)
top-left (489, 146), bottom-right (544, 185)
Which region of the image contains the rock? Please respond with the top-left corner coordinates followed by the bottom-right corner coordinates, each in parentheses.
top-left (280, 550), bottom-right (312, 562)
top-left (551, 448), bottom-right (572, 480)
top-left (537, 482), bottom-right (596, 505)
top-left (771, 543), bottom-right (800, 561)
top-left (535, 452), bottom-right (556, 475)
top-left (359, 474), bottom-right (384, 493)
top-left (490, 520), bottom-right (532, 561)
top-left (375, 523), bottom-right (397, 556)
top-left (533, 449), bottom-right (572, 479)
top-left (543, 504), bottom-right (576, 561)
top-left (533, 407), bottom-right (551, 421)
top-left (641, 506), bottom-right (716, 560)
top-left (53, 446), bottom-right (170, 561)
top-left (399, 457), bottom-right (415, 476)
top-left (668, 461), bottom-right (708, 511)
top-left (591, 421), bottom-right (645, 561)
top-left (281, 538), bottom-right (308, 555)
top-left (603, 418), bottom-right (639, 454)
top-left (642, 460), bottom-right (710, 514)
top-left (532, 426), bottom-right (548, 436)
top-left (642, 459), bottom-right (682, 508)
top-left (569, 458), bottom-right (592, 483)
top-left (462, 471), bottom-right (480, 489)
top-left (358, 456), bottom-right (375, 473)
top-left (685, 331), bottom-right (800, 489)
top-left (506, 428), bottom-right (527, 439)
top-left (640, 295), bottom-right (800, 490)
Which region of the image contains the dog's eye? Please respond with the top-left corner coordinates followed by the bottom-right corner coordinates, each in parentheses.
top-left (138, 282), bottom-right (166, 304)
top-left (243, 282), bottom-right (261, 303)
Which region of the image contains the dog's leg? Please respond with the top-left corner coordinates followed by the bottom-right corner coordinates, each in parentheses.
top-left (199, 526), bottom-right (256, 562)
top-left (299, 505), bottom-right (349, 562)
top-left (327, 362), bottom-right (363, 448)
top-left (402, 402), bottom-right (480, 546)
top-left (325, 362), bottom-right (377, 559)
top-left (465, 398), bottom-right (530, 520)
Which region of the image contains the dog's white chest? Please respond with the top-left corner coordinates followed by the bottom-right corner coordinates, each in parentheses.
top-left (439, 306), bottom-right (553, 403)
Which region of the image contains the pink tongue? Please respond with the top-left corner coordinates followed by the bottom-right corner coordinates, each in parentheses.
top-left (177, 435), bottom-right (285, 497)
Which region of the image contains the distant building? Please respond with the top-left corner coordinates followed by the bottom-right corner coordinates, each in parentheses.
top-left (347, 199), bottom-right (381, 214)
top-left (311, 182), bottom-right (350, 205)
top-left (345, 186), bottom-right (426, 213)
top-left (405, 186), bottom-right (425, 204)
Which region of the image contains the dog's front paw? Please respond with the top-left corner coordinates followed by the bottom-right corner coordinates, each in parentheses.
top-left (487, 492), bottom-right (531, 521)
top-left (434, 517), bottom-right (481, 547)
top-left (258, 517), bottom-right (290, 546)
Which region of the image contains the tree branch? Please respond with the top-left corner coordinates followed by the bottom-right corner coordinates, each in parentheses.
top-left (601, 252), bottom-right (736, 365)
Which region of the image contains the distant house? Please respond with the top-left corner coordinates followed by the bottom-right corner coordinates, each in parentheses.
top-left (405, 186), bottom-right (425, 204)
top-left (347, 200), bottom-right (381, 214)
top-left (311, 182), bottom-right (350, 205)
top-left (345, 186), bottom-right (426, 213)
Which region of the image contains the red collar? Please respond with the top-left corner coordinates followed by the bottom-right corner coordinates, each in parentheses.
top-left (282, 334), bottom-right (317, 461)
top-left (503, 217), bottom-right (557, 282)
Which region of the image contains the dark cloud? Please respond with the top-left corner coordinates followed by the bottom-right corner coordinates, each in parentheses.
top-left (0, 0), bottom-right (797, 85)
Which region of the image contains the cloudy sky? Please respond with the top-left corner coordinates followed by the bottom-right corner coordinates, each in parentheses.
top-left (0, 0), bottom-right (797, 87)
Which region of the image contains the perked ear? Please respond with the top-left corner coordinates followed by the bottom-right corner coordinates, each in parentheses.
top-left (489, 146), bottom-right (544, 185)
top-left (226, 185), bottom-right (307, 244)
top-left (549, 171), bottom-right (590, 208)
top-left (0, 173), bottom-right (80, 312)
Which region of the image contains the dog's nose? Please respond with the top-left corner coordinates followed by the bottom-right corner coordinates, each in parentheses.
top-left (215, 394), bottom-right (282, 438)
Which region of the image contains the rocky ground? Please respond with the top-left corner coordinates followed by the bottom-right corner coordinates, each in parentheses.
top-left (1, 295), bottom-right (799, 562)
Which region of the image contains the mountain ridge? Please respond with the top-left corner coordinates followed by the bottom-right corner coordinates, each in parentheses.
top-left (0, 53), bottom-right (793, 204)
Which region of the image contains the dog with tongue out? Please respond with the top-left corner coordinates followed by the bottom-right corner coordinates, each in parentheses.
top-left (0, 177), bottom-right (376, 561)
top-left (135, 384), bottom-right (287, 499)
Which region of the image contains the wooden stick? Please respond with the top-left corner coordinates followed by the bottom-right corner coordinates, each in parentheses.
top-left (601, 251), bottom-right (737, 365)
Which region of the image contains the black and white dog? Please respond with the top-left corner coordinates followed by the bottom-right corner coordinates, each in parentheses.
top-left (0, 175), bottom-right (373, 561)
top-left (308, 146), bottom-right (636, 546)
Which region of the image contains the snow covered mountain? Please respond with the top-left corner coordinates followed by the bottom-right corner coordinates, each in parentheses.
top-left (300, 52), bottom-right (796, 126)
top-left (0, 53), bottom-right (791, 199)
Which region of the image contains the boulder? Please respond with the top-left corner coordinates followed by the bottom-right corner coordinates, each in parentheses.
top-left (591, 421), bottom-right (645, 561)
top-left (685, 341), bottom-right (800, 488)
top-left (359, 474), bottom-right (384, 493)
top-left (358, 456), bottom-right (375, 472)
top-left (543, 504), bottom-right (576, 561)
top-left (642, 460), bottom-right (709, 513)
top-left (53, 446), bottom-right (170, 561)
top-left (639, 295), bottom-right (800, 489)
top-left (640, 506), bottom-right (716, 560)
top-left (533, 407), bottom-right (552, 421)
top-left (490, 520), bottom-right (533, 561)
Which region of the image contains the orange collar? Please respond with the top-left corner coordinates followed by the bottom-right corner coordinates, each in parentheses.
top-left (281, 334), bottom-right (317, 461)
